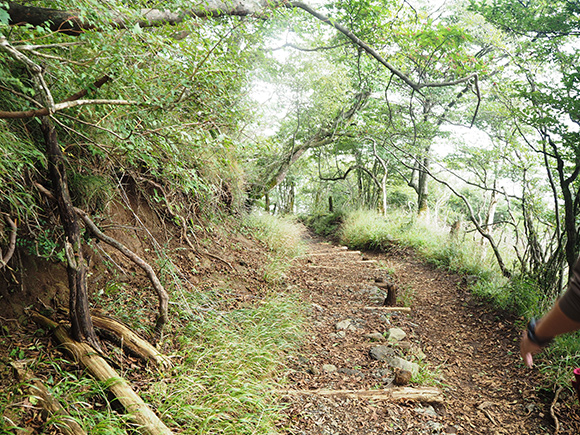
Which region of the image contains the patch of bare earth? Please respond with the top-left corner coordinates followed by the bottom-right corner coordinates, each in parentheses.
top-left (281, 233), bottom-right (580, 435)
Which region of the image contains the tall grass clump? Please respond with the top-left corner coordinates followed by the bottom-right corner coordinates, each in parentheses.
top-left (243, 211), bottom-right (305, 282)
top-left (470, 273), bottom-right (549, 319)
top-left (151, 293), bottom-right (305, 434)
top-left (339, 209), bottom-right (394, 251)
top-left (0, 354), bottom-right (128, 434)
top-left (537, 331), bottom-right (580, 387)
top-left (339, 209), bottom-right (497, 278)
top-left (301, 212), bottom-right (344, 237)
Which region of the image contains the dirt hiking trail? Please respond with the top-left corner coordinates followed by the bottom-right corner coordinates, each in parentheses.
top-left (280, 232), bottom-right (580, 434)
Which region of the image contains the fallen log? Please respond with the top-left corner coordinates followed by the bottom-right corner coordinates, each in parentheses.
top-left (280, 386), bottom-right (443, 403)
top-left (11, 362), bottom-right (87, 435)
top-left (363, 306), bottom-right (411, 312)
top-left (91, 313), bottom-right (172, 370)
top-left (32, 312), bottom-right (174, 435)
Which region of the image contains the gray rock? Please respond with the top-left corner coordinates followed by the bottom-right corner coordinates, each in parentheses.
top-left (388, 327), bottom-right (407, 341)
top-left (367, 286), bottom-right (386, 304)
top-left (410, 344), bottom-right (426, 360)
top-left (337, 368), bottom-right (365, 378)
top-left (415, 405), bottom-right (439, 418)
top-left (336, 319), bottom-right (353, 330)
top-left (369, 345), bottom-right (396, 361)
top-left (364, 332), bottom-right (386, 341)
top-left (322, 364), bottom-right (337, 373)
top-left (426, 421), bottom-right (443, 432)
top-left (378, 315), bottom-right (391, 324)
top-left (383, 356), bottom-right (419, 375)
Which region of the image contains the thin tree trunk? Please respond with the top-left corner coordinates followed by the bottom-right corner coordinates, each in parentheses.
top-left (417, 156), bottom-right (429, 215)
top-left (41, 117), bottom-right (101, 352)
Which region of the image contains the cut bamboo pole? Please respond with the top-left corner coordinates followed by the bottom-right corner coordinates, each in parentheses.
top-left (11, 362), bottom-right (87, 435)
top-left (32, 313), bottom-right (174, 435)
top-left (280, 386), bottom-right (443, 402)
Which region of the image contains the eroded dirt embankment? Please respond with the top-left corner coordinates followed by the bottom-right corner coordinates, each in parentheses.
top-left (281, 233), bottom-right (580, 435)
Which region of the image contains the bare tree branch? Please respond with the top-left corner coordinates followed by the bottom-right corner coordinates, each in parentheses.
top-left (0, 98), bottom-right (138, 119)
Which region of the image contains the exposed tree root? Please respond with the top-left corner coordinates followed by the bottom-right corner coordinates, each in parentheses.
top-left (74, 208), bottom-right (168, 332)
top-left (204, 251), bottom-right (235, 271)
top-left (179, 215), bottom-right (235, 271)
top-left (11, 361), bottom-right (87, 435)
top-left (34, 182), bottom-right (168, 333)
top-left (32, 312), bottom-right (174, 435)
top-left (551, 386), bottom-right (563, 435)
top-left (91, 312), bottom-right (172, 370)
top-left (0, 215), bottom-right (17, 269)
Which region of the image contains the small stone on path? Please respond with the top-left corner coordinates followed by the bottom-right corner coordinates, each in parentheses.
top-left (369, 345), bottom-right (396, 361)
top-left (388, 327), bottom-right (407, 341)
top-left (336, 319), bottom-right (355, 330)
top-left (384, 356), bottom-right (419, 375)
top-left (364, 332), bottom-right (386, 341)
top-left (322, 364), bottom-right (337, 373)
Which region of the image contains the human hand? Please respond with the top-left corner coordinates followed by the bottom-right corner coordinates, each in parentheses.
top-left (520, 329), bottom-right (541, 368)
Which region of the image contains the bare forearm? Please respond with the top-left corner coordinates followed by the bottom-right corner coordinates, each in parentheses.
top-left (535, 302), bottom-right (580, 340)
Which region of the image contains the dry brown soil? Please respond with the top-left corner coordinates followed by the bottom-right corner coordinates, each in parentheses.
top-left (280, 232), bottom-right (580, 435)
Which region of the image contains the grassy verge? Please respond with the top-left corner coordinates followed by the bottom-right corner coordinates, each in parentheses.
top-left (150, 292), bottom-right (305, 434)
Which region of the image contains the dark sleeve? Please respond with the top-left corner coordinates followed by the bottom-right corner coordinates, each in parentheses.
top-left (558, 258), bottom-right (580, 322)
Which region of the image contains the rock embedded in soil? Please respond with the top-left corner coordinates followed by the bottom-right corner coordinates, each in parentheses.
top-left (369, 345), bottom-right (396, 361)
top-left (335, 319), bottom-right (355, 331)
top-left (387, 327), bottom-right (407, 341)
top-left (364, 331), bottom-right (386, 341)
top-left (322, 364), bottom-right (337, 373)
top-left (415, 405), bottom-right (439, 418)
top-left (337, 368), bottom-right (365, 378)
top-left (385, 356), bottom-right (419, 375)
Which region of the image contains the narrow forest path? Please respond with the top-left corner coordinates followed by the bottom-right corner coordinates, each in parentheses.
top-left (281, 232), bottom-right (580, 434)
